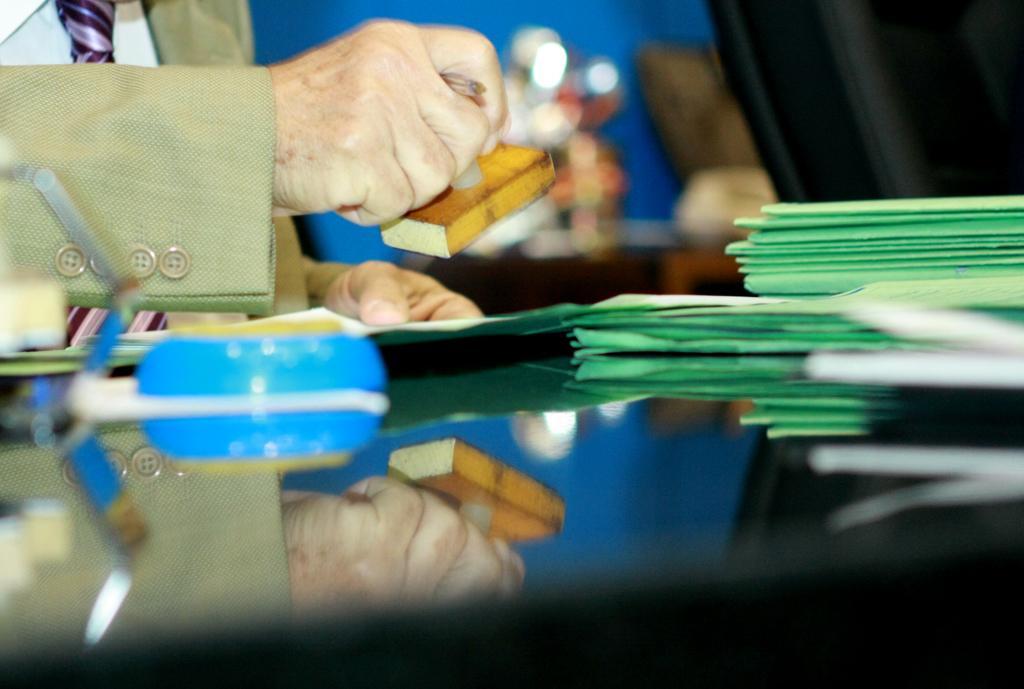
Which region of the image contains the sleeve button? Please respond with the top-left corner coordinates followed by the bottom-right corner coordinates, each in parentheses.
top-left (130, 447), bottom-right (164, 480)
top-left (158, 246), bottom-right (191, 279)
top-left (55, 244), bottom-right (87, 277)
top-left (128, 245), bottom-right (157, 279)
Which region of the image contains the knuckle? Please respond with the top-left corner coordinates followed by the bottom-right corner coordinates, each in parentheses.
top-left (356, 19), bottom-right (414, 40)
top-left (388, 481), bottom-right (425, 525)
top-left (359, 260), bottom-right (398, 276)
top-left (461, 28), bottom-right (497, 58)
top-left (351, 24), bottom-right (418, 76)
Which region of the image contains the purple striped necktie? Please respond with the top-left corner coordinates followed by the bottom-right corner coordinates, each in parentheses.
top-left (56, 0), bottom-right (166, 345)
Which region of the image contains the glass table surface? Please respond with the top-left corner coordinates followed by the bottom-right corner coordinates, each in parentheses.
top-left (1, 353), bottom-right (1022, 685)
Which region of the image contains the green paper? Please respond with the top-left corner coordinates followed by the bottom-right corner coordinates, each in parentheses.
top-left (569, 276), bottom-right (1024, 357)
top-left (745, 217), bottom-right (1024, 244)
top-left (762, 195), bottom-right (1024, 216)
top-left (727, 237), bottom-right (1024, 256)
top-left (735, 248), bottom-right (1024, 267)
top-left (574, 355), bottom-right (804, 382)
top-left (739, 257), bottom-right (1024, 276)
top-left (736, 211), bottom-right (1024, 230)
top-left (744, 265), bottom-right (1024, 296)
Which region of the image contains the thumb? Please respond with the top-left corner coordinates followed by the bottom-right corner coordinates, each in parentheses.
top-left (327, 262), bottom-right (411, 325)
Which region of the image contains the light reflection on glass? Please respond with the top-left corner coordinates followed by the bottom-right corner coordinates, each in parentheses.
top-left (596, 401), bottom-right (629, 425)
top-left (513, 411), bottom-right (577, 461)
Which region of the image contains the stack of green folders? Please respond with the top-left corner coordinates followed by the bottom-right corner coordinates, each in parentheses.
top-left (568, 276), bottom-right (1024, 437)
top-left (727, 196), bottom-right (1024, 297)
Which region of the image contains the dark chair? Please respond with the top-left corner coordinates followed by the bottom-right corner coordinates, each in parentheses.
top-left (708, 0), bottom-right (1024, 201)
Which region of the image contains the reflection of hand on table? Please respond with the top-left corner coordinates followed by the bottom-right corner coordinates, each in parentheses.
top-left (282, 477), bottom-right (524, 610)
top-left (325, 261), bottom-right (483, 325)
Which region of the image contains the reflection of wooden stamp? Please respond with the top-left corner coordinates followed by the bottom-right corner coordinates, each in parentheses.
top-left (388, 437), bottom-right (565, 542)
top-left (381, 144), bottom-right (555, 258)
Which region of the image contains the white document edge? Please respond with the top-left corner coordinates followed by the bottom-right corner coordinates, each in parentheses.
top-left (805, 350), bottom-right (1024, 389)
top-left (811, 445), bottom-right (1024, 478)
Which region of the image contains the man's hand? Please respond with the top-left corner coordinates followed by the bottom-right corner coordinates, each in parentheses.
top-left (283, 478), bottom-right (525, 609)
top-left (269, 21), bottom-right (508, 224)
top-left (325, 261), bottom-right (482, 325)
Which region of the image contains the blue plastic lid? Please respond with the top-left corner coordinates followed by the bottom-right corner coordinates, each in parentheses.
top-left (136, 332), bottom-right (388, 461)
top-left (137, 332), bottom-right (386, 397)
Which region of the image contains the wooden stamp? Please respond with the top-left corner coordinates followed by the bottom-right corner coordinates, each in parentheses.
top-left (381, 144), bottom-right (555, 258)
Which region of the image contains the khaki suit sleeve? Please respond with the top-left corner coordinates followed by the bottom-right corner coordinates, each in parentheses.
top-left (0, 64), bottom-right (277, 314)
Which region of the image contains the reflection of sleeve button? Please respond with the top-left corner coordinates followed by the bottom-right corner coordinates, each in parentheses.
top-left (130, 447), bottom-right (164, 479)
top-left (55, 244), bottom-right (87, 277)
top-left (61, 459), bottom-right (79, 486)
top-left (128, 245), bottom-right (157, 279)
top-left (107, 451), bottom-right (128, 478)
top-left (158, 246), bottom-right (191, 279)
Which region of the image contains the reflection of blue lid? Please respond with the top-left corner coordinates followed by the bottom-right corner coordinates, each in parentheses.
top-left (137, 333), bottom-right (387, 461)
top-left (138, 333), bottom-right (386, 396)
top-left (143, 410), bottom-right (381, 462)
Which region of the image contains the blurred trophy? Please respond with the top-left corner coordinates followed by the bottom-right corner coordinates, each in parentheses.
top-left (465, 27), bottom-right (627, 256)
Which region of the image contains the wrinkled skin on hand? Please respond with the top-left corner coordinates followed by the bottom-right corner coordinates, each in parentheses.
top-left (283, 477), bottom-right (524, 610)
top-left (269, 20), bottom-right (508, 225)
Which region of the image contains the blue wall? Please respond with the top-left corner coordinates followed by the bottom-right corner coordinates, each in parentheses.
top-left (250, 0), bottom-right (715, 263)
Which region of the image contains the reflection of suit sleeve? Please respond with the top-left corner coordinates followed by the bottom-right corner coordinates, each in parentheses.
top-left (0, 62), bottom-right (278, 314)
top-left (0, 428), bottom-right (292, 649)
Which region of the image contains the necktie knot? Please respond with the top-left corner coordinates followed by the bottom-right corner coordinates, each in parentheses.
top-left (55, 0), bottom-right (116, 64)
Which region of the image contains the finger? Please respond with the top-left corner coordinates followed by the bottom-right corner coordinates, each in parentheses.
top-left (417, 87), bottom-right (491, 178)
top-left (492, 539), bottom-right (525, 597)
top-left (394, 270), bottom-right (483, 320)
top-left (408, 291), bottom-right (483, 321)
top-left (362, 476), bottom-right (425, 556)
top-left (344, 478), bottom-right (373, 496)
top-left (392, 116), bottom-right (458, 209)
top-left (328, 262), bottom-right (411, 325)
top-left (434, 520), bottom-right (504, 601)
top-left (419, 26), bottom-right (507, 136)
top-left (341, 154), bottom-right (416, 226)
top-left (402, 490), bottom-right (468, 600)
